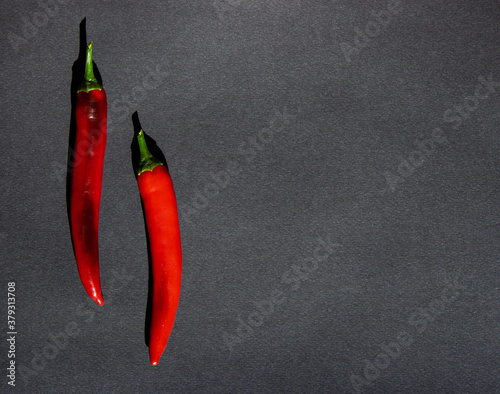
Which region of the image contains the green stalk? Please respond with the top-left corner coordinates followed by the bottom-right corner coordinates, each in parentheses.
top-left (137, 130), bottom-right (163, 175)
top-left (78, 42), bottom-right (102, 93)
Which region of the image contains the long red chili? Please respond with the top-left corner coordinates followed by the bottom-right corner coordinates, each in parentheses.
top-left (70, 42), bottom-right (107, 306)
top-left (136, 129), bottom-right (182, 366)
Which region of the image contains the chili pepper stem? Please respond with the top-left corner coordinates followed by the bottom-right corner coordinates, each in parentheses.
top-left (137, 130), bottom-right (163, 175)
top-left (78, 42), bottom-right (102, 93)
top-left (84, 42), bottom-right (96, 81)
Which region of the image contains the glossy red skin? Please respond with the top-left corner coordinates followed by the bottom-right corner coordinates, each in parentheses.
top-left (70, 88), bottom-right (107, 306)
top-left (138, 165), bottom-right (182, 365)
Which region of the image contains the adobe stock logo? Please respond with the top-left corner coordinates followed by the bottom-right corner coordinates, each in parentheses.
top-left (222, 234), bottom-right (340, 353)
top-left (18, 268), bottom-right (133, 386)
top-left (340, 0), bottom-right (403, 63)
top-left (349, 276), bottom-right (468, 393)
top-left (180, 108), bottom-right (296, 224)
top-left (382, 73), bottom-right (499, 193)
top-left (8, 0), bottom-right (77, 53)
top-left (442, 74), bottom-right (500, 130)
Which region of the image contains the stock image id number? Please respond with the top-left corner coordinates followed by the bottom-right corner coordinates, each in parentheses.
top-left (7, 282), bottom-right (15, 331)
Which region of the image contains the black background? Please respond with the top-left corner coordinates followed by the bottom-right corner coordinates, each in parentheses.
top-left (1, 1), bottom-right (499, 392)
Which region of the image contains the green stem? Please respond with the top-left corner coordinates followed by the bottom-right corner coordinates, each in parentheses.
top-left (137, 130), bottom-right (163, 175)
top-left (78, 42), bottom-right (102, 93)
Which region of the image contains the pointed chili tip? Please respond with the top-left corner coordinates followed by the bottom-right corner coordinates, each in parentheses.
top-left (149, 346), bottom-right (163, 365)
top-left (91, 292), bottom-right (105, 306)
top-left (149, 353), bottom-right (160, 366)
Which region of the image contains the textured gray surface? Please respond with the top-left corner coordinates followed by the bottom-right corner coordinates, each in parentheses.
top-left (1, 0), bottom-right (499, 392)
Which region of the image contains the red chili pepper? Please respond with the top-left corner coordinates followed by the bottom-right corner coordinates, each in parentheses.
top-left (136, 129), bottom-right (182, 365)
top-left (70, 42), bottom-right (107, 306)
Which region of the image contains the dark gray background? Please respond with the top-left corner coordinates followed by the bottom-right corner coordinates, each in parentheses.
top-left (1, 0), bottom-right (499, 392)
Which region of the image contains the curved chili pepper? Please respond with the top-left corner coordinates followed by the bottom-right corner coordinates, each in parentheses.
top-left (70, 42), bottom-right (107, 306)
top-left (136, 129), bottom-right (182, 365)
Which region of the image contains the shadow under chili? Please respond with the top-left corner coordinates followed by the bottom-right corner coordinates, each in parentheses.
top-left (130, 112), bottom-right (168, 348)
top-left (66, 18), bottom-right (104, 258)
